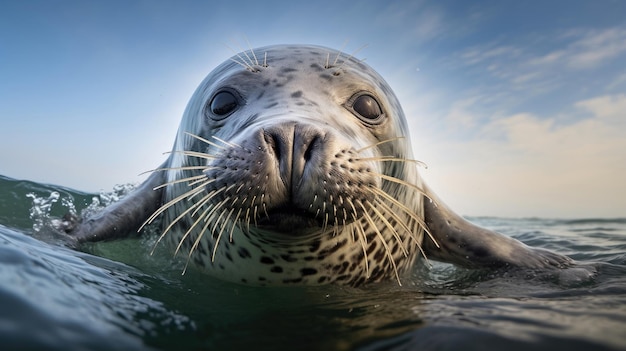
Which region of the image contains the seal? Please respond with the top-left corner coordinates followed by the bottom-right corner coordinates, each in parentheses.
top-left (66, 44), bottom-right (572, 286)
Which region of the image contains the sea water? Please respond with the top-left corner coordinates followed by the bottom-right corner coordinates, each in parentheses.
top-left (0, 174), bottom-right (625, 351)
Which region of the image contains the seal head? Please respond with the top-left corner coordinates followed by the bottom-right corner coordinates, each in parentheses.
top-left (159, 45), bottom-right (425, 286)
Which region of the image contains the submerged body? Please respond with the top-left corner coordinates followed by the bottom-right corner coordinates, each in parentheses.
top-left (67, 45), bottom-right (571, 286)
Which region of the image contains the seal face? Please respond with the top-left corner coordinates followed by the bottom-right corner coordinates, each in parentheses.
top-left (66, 44), bottom-right (573, 287)
top-left (154, 45), bottom-right (426, 286)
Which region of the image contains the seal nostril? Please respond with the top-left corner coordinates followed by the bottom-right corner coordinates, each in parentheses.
top-left (303, 135), bottom-right (318, 162)
top-left (273, 134), bottom-right (282, 161)
top-left (264, 130), bottom-right (282, 160)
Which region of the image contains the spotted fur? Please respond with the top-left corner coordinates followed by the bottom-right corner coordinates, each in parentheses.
top-left (145, 45), bottom-right (431, 286)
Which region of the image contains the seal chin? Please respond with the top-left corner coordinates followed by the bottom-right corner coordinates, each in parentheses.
top-left (257, 205), bottom-right (323, 234)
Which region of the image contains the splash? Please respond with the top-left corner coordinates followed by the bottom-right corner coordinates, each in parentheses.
top-left (79, 183), bottom-right (137, 219)
top-left (27, 183), bottom-right (137, 233)
top-left (27, 191), bottom-right (69, 232)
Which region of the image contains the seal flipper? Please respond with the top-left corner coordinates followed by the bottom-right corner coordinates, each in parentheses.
top-left (65, 168), bottom-right (166, 243)
top-left (422, 184), bottom-right (572, 269)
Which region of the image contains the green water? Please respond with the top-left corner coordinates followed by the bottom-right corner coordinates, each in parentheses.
top-left (1, 175), bottom-right (625, 351)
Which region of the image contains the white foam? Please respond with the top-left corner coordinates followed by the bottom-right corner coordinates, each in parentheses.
top-left (27, 183), bottom-right (137, 232)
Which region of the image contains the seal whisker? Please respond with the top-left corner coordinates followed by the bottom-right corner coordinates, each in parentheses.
top-left (229, 196), bottom-right (240, 207)
top-left (217, 207), bottom-right (236, 244)
top-left (187, 176), bottom-right (212, 188)
top-left (184, 182), bottom-right (215, 204)
top-left (228, 57), bottom-right (252, 71)
top-left (354, 219), bottom-right (370, 279)
top-left (366, 200), bottom-right (409, 257)
top-left (152, 174), bottom-right (210, 191)
top-left (253, 204), bottom-right (260, 227)
top-left (181, 198), bottom-right (229, 273)
top-left (174, 202), bottom-right (214, 256)
top-left (244, 37), bottom-right (259, 66)
top-left (322, 207), bottom-right (329, 233)
top-left (139, 184), bottom-right (206, 231)
top-left (373, 197), bottom-right (430, 263)
top-left (181, 205), bottom-right (217, 274)
top-left (373, 172), bottom-right (428, 197)
top-left (249, 195), bottom-right (259, 227)
top-left (166, 191), bottom-right (212, 234)
top-left (210, 200), bottom-right (230, 236)
top-left (224, 43), bottom-right (256, 72)
top-left (332, 39), bottom-right (349, 66)
top-left (355, 156), bottom-right (428, 169)
top-left (355, 137), bottom-right (405, 154)
top-left (184, 132), bottom-right (230, 150)
top-left (261, 195), bottom-right (269, 220)
top-left (191, 188), bottom-right (225, 217)
top-left (209, 205), bottom-right (234, 262)
top-left (229, 208), bottom-right (243, 242)
top-left (334, 43), bottom-right (368, 73)
top-left (138, 165), bottom-right (209, 176)
top-left (166, 150), bottom-right (219, 160)
top-left (347, 197), bottom-right (370, 278)
top-left (356, 200), bottom-right (402, 285)
top-left (241, 49), bottom-right (256, 68)
top-left (369, 186), bottom-right (439, 249)
top-left (149, 188), bottom-right (214, 255)
top-left (211, 135), bottom-right (241, 148)
top-left (153, 191), bottom-right (212, 255)
top-left (244, 207), bottom-right (252, 232)
top-left (332, 216), bottom-right (341, 237)
top-left (228, 38), bottom-right (256, 69)
top-left (203, 198), bottom-right (227, 226)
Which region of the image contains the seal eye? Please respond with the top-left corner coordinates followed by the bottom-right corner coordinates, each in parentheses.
top-left (348, 93), bottom-right (385, 124)
top-left (209, 90), bottom-right (238, 118)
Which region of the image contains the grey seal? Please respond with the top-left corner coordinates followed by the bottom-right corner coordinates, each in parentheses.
top-left (66, 44), bottom-right (572, 286)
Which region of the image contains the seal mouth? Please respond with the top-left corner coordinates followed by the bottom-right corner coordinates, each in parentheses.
top-left (257, 205), bottom-right (323, 234)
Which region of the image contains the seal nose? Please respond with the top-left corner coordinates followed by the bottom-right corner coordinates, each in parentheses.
top-left (262, 123), bottom-right (322, 195)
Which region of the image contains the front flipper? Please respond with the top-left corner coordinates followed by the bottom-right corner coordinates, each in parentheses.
top-left (422, 184), bottom-right (572, 269)
top-left (64, 170), bottom-right (165, 243)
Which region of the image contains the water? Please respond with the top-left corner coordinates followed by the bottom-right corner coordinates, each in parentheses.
top-left (1, 174), bottom-right (625, 351)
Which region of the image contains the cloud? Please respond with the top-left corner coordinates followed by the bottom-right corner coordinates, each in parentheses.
top-left (460, 45), bottom-right (522, 66)
top-left (607, 72), bottom-right (626, 90)
top-left (462, 27), bottom-right (626, 70)
top-left (562, 28), bottom-right (626, 69)
top-left (522, 28), bottom-right (626, 70)
top-left (372, 1), bottom-right (449, 43)
top-left (457, 27), bottom-right (626, 92)
top-left (574, 94), bottom-right (626, 124)
top-left (417, 94), bottom-right (626, 218)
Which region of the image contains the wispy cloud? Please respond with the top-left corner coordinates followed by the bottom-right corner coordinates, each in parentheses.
top-left (372, 1), bottom-right (465, 43)
top-left (561, 28), bottom-right (626, 69)
top-left (462, 27), bottom-right (626, 69)
top-left (460, 45), bottom-right (522, 66)
top-left (458, 27), bottom-right (626, 92)
top-left (607, 72), bottom-right (626, 90)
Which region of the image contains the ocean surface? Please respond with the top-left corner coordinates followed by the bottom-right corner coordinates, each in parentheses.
top-left (0, 174), bottom-right (625, 351)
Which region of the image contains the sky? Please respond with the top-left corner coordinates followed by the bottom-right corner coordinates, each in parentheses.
top-left (1, 0), bottom-right (625, 218)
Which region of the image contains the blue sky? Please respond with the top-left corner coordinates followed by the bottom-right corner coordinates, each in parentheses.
top-left (1, 1), bottom-right (625, 218)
